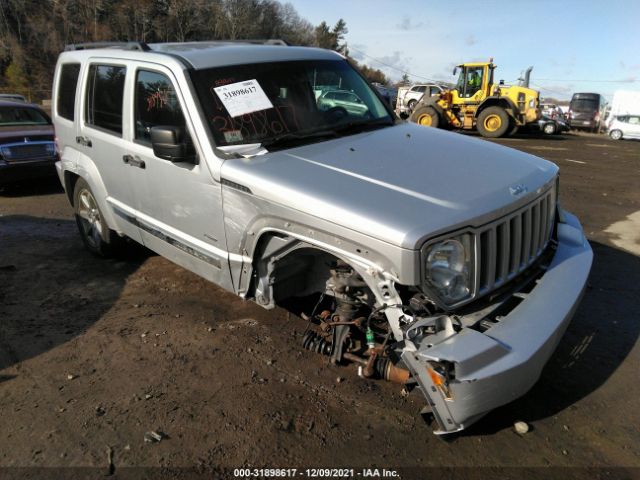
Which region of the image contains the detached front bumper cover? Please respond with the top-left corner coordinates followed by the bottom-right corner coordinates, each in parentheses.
top-left (403, 208), bottom-right (593, 434)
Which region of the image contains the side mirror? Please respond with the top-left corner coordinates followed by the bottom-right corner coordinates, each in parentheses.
top-left (150, 126), bottom-right (195, 163)
top-left (453, 66), bottom-right (457, 76)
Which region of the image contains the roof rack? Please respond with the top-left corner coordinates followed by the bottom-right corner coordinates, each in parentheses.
top-left (64, 41), bottom-right (151, 52)
top-left (236, 39), bottom-right (289, 46)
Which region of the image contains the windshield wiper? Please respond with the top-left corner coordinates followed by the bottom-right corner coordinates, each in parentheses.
top-left (261, 130), bottom-right (340, 151)
top-left (260, 118), bottom-right (395, 152)
top-left (332, 118), bottom-right (395, 136)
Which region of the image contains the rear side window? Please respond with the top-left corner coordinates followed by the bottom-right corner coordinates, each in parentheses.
top-left (85, 64), bottom-right (126, 135)
top-left (134, 70), bottom-right (186, 143)
top-left (57, 63), bottom-right (80, 121)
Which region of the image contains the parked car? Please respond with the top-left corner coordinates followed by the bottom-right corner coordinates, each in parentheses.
top-left (372, 83), bottom-right (398, 109)
top-left (316, 89), bottom-right (369, 117)
top-left (538, 114), bottom-right (570, 135)
top-left (607, 114), bottom-right (640, 140)
top-left (396, 83), bottom-right (445, 116)
top-left (568, 92), bottom-right (604, 132)
top-left (0, 100), bottom-right (58, 185)
top-left (0, 93), bottom-right (27, 102)
top-left (52, 41), bottom-right (592, 435)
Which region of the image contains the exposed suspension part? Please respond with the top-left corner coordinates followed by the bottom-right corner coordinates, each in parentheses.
top-left (301, 330), bottom-right (333, 355)
top-left (300, 261), bottom-right (411, 385)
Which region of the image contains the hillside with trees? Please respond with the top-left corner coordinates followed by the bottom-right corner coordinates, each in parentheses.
top-left (0, 0), bottom-right (388, 101)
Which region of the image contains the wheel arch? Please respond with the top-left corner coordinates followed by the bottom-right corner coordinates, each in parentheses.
top-left (63, 170), bottom-right (80, 206)
top-left (475, 97), bottom-right (516, 118)
top-left (244, 228), bottom-right (406, 339)
top-left (63, 152), bottom-right (120, 232)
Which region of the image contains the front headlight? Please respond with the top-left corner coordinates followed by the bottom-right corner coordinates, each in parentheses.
top-left (425, 234), bottom-right (473, 304)
top-left (0, 146), bottom-right (12, 159)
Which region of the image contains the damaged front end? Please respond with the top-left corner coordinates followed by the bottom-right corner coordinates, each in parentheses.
top-left (401, 207), bottom-right (592, 434)
top-left (299, 206), bottom-right (592, 435)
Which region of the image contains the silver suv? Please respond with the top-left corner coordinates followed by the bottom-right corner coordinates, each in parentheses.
top-left (52, 41), bottom-right (592, 434)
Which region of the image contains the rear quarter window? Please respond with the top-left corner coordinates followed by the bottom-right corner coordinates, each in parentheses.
top-left (57, 63), bottom-right (81, 121)
top-left (85, 64), bottom-right (126, 135)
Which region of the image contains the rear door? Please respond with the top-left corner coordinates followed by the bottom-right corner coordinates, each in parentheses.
top-left (78, 60), bottom-right (142, 242)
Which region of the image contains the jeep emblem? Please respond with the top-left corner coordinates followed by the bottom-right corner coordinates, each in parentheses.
top-left (509, 184), bottom-right (528, 196)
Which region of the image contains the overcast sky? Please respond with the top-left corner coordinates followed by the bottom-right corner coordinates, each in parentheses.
top-left (292, 0), bottom-right (640, 101)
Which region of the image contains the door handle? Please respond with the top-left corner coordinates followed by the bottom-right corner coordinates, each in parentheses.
top-left (76, 136), bottom-right (92, 147)
top-left (122, 155), bottom-right (146, 169)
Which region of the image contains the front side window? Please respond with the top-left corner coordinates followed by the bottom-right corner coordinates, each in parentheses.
top-left (191, 59), bottom-right (393, 151)
top-left (85, 64), bottom-right (126, 135)
top-left (465, 67), bottom-right (483, 97)
top-left (57, 63), bottom-right (81, 121)
top-left (134, 70), bottom-right (186, 143)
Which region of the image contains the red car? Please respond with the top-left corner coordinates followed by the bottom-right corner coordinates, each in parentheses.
top-left (0, 100), bottom-right (57, 185)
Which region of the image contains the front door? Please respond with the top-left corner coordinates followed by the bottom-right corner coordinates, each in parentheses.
top-left (121, 65), bottom-right (231, 289)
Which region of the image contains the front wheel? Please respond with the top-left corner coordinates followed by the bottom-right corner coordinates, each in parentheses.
top-left (411, 105), bottom-right (440, 128)
top-left (609, 129), bottom-right (623, 140)
top-left (476, 107), bottom-right (510, 138)
top-left (73, 178), bottom-right (117, 257)
top-left (407, 99), bottom-right (418, 112)
top-left (543, 123), bottom-right (556, 135)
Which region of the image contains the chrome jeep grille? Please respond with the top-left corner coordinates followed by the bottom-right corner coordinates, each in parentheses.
top-left (477, 188), bottom-right (556, 294)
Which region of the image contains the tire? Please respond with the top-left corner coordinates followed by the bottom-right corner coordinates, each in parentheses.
top-left (609, 129), bottom-right (623, 140)
top-left (543, 123), bottom-right (556, 135)
top-left (476, 107), bottom-right (510, 138)
top-left (411, 105), bottom-right (440, 128)
top-left (73, 178), bottom-right (117, 257)
top-left (407, 99), bottom-right (417, 112)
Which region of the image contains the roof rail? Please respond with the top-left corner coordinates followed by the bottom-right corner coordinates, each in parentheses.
top-left (190, 39), bottom-right (289, 46)
top-left (64, 41), bottom-right (151, 52)
top-left (258, 39), bottom-right (289, 46)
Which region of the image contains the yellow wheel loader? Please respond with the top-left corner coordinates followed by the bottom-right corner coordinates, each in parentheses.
top-left (410, 60), bottom-right (540, 138)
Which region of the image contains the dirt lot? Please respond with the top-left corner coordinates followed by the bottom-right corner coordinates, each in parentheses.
top-left (1, 132), bottom-right (639, 479)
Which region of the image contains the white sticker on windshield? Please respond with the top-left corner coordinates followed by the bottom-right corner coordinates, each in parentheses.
top-left (214, 79), bottom-right (273, 117)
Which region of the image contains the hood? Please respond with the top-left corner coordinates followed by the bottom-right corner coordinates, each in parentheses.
top-left (220, 123), bottom-right (558, 249)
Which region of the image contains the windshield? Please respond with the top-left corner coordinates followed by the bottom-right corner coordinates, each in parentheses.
top-left (570, 98), bottom-right (599, 112)
top-left (0, 106), bottom-right (50, 126)
top-left (191, 59), bottom-right (393, 150)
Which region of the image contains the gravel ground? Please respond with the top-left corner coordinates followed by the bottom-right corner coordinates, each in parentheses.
top-left (1, 131), bottom-right (639, 479)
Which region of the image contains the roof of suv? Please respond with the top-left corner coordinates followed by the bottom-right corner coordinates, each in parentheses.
top-left (61, 41), bottom-right (343, 70)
